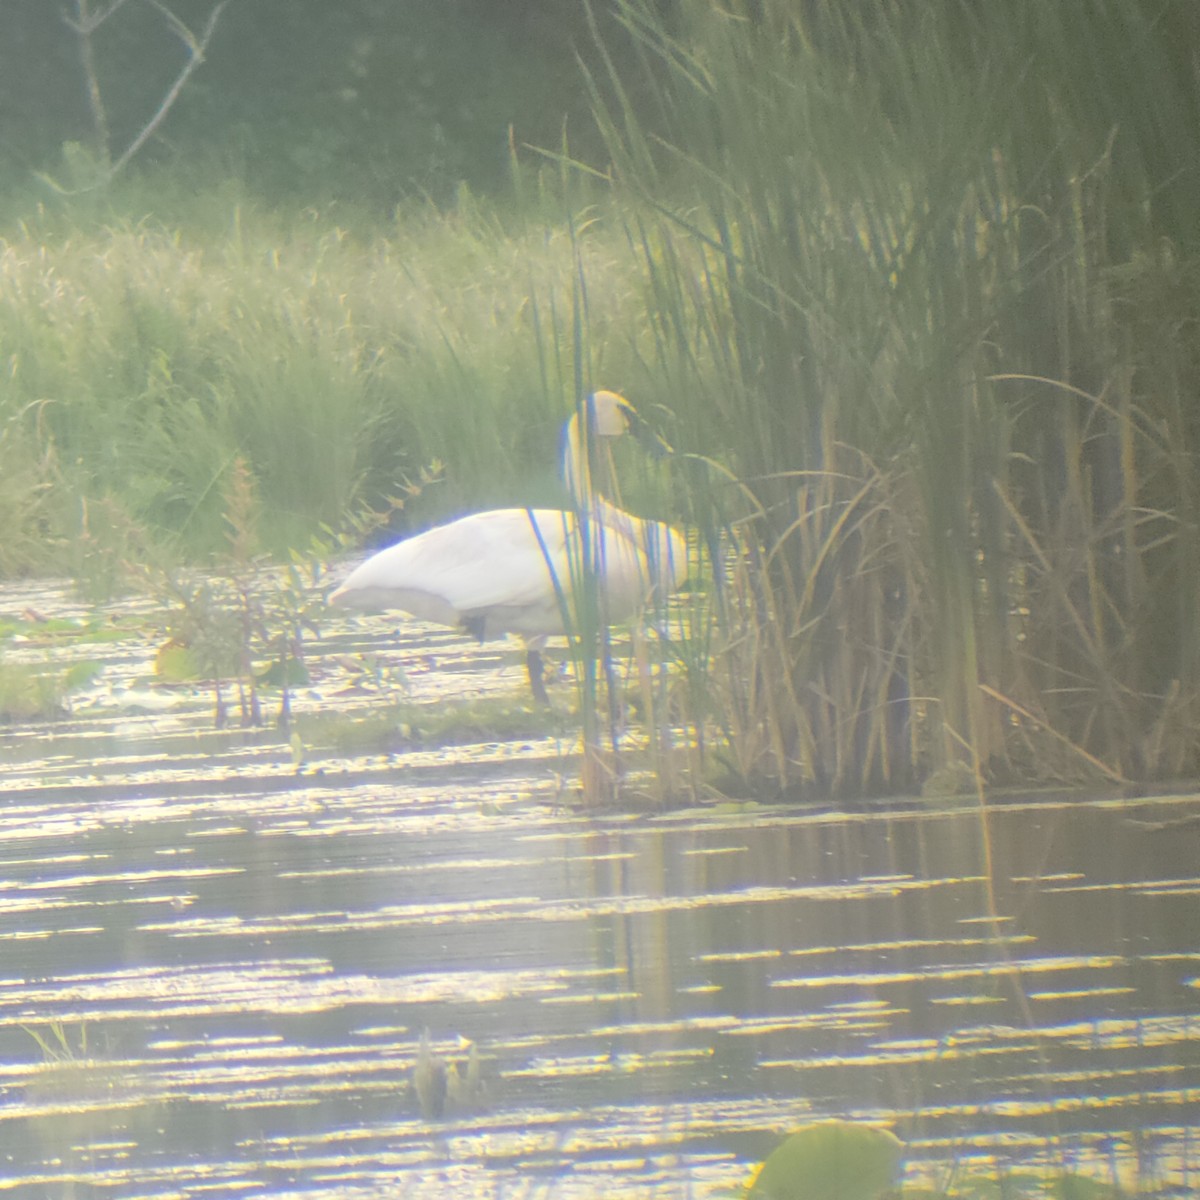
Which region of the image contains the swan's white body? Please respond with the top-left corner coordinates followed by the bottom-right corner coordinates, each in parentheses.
top-left (329, 391), bottom-right (685, 700)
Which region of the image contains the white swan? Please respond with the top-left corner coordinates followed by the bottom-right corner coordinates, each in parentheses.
top-left (329, 390), bottom-right (686, 702)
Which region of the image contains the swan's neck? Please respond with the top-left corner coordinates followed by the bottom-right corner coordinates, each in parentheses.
top-left (561, 407), bottom-right (599, 513)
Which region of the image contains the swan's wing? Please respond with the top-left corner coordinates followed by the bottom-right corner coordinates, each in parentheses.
top-left (587, 508), bottom-right (689, 616)
top-left (331, 508), bottom-right (577, 622)
top-left (332, 504), bottom-right (686, 634)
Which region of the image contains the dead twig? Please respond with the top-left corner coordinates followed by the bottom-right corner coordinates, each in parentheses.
top-left (53, 0), bottom-right (234, 188)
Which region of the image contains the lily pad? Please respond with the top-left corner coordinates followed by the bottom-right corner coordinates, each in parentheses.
top-left (256, 657), bottom-right (310, 687)
top-left (1050, 1175), bottom-right (1125, 1200)
top-left (63, 660), bottom-right (105, 690)
top-left (746, 1121), bottom-right (903, 1200)
top-left (155, 641), bottom-right (201, 681)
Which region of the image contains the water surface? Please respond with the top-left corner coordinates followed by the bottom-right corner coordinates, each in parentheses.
top-left (1, 580), bottom-right (1198, 1197)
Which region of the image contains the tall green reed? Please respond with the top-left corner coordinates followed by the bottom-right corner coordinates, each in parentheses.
top-left (585, 0), bottom-right (1200, 795)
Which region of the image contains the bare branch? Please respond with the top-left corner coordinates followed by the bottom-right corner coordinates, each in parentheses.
top-left (48, 0), bottom-right (237, 191)
top-left (143, 0), bottom-right (204, 54)
top-left (65, 0), bottom-right (117, 159)
top-left (62, 0), bottom-right (135, 36)
top-left (108, 0), bottom-right (234, 177)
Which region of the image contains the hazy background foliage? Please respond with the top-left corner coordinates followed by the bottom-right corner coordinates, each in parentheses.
top-left (0, 0), bottom-right (632, 211)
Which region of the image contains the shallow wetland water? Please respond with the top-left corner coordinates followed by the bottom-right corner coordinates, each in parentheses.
top-left (1, 580), bottom-right (1198, 1197)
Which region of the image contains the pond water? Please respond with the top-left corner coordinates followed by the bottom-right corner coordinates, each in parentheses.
top-left (1, 580), bottom-right (1198, 1198)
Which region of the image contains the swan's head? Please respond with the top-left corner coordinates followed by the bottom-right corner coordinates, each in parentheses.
top-left (587, 389), bottom-right (637, 439)
top-left (562, 389), bottom-right (674, 507)
top-left (562, 390), bottom-right (635, 504)
top-left (589, 389), bottom-right (673, 460)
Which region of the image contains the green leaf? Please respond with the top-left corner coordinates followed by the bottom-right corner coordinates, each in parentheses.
top-left (63, 660), bottom-right (105, 690)
top-left (256, 657), bottom-right (310, 687)
top-left (746, 1121), bottom-right (904, 1200)
top-left (1050, 1174), bottom-right (1125, 1200)
top-left (155, 641), bottom-right (201, 681)
top-left (929, 1171), bottom-right (1127, 1200)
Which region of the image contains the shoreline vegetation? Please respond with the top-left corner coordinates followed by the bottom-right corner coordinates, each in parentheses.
top-left (1, 0), bottom-right (1197, 806)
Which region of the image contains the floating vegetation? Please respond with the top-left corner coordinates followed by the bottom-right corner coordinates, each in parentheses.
top-left (412, 1029), bottom-right (486, 1120)
top-left (292, 694), bottom-right (567, 756)
top-left (0, 659), bottom-right (65, 721)
top-left (746, 1121), bottom-right (904, 1200)
top-left (0, 656), bottom-right (104, 721)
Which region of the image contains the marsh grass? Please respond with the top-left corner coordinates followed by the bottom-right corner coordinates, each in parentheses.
top-left (75, 457), bottom-right (357, 729)
top-left (0, 0), bottom-right (1196, 801)
top-left (0, 194), bottom-right (647, 566)
top-left (581, 0), bottom-right (1200, 798)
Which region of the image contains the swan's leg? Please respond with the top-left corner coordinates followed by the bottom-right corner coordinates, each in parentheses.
top-left (526, 648), bottom-right (550, 705)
